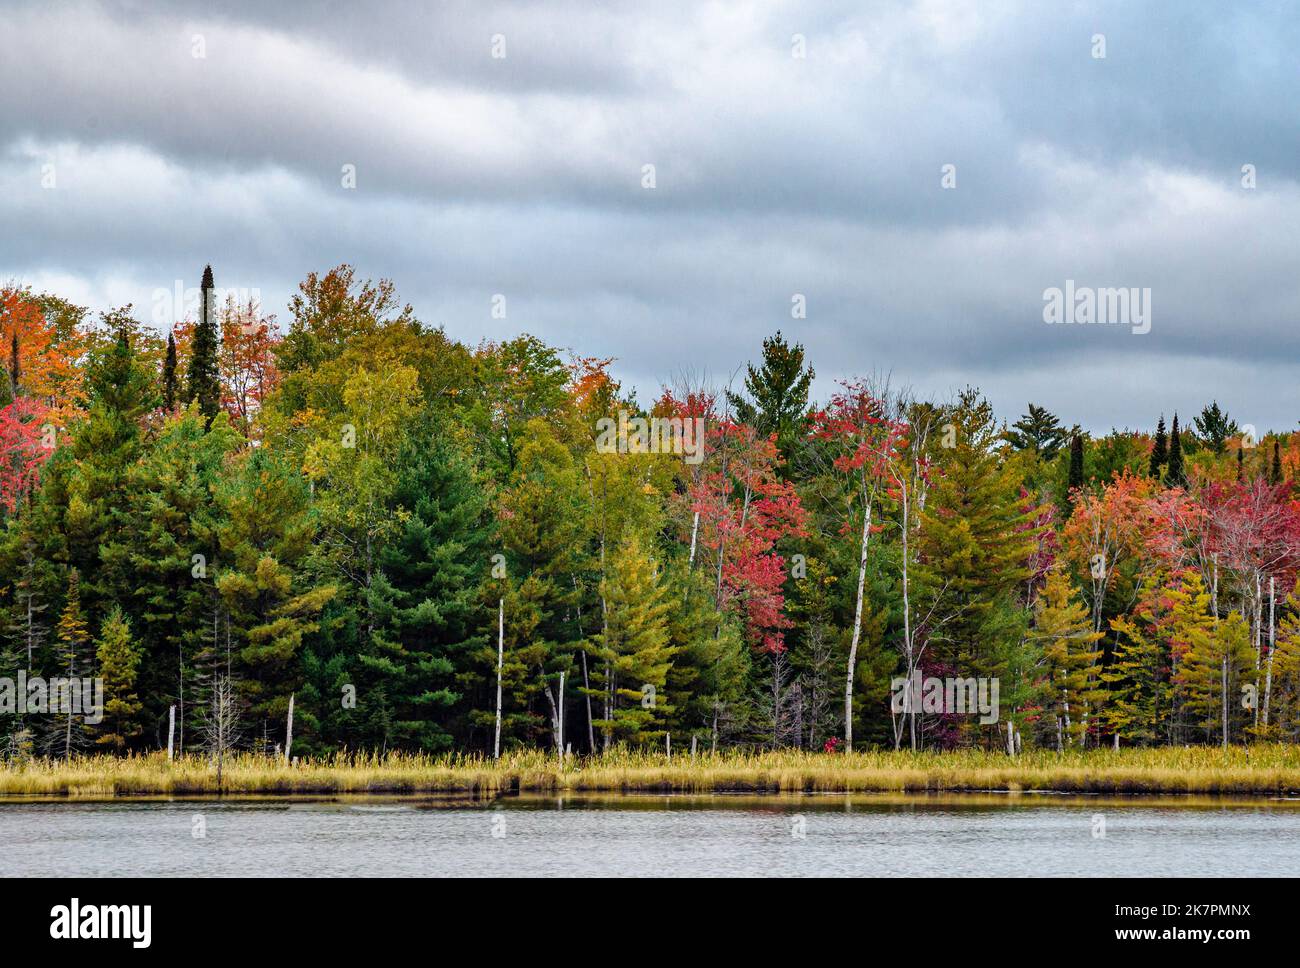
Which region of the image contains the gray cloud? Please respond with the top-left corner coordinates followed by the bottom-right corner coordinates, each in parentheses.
top-left (2, 0), bottom-right (1298, 433)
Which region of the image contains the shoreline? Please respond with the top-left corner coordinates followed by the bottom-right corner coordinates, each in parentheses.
top-left (4, 747), bottom-right (1300, 799)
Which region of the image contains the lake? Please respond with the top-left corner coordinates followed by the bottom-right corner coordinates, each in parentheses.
top-left (4, 793), bottom-right (1299, 877)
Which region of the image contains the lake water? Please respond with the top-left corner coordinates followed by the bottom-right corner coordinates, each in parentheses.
top-left (3, 793), bottom-right (1299, 877)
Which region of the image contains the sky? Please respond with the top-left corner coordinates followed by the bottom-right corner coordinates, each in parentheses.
top-left (3, 0), bottom-right (1298, 434)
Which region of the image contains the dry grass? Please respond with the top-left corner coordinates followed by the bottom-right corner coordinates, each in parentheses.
top-left (4, 745), bottom-right (1300, 798)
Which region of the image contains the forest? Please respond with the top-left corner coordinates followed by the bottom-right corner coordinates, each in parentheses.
top-left (2, 264), bottom-right (1299, 764)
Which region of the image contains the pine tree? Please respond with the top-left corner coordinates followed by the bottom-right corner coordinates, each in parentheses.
top-left (163, 329), bottom-right (178, 410)
top-left (1237, 446), bottom-right (1244, 482)
top-left (917, 390), bottom-right (1037, 741)
top-left (95, 607), bottom-right (142, 751)
top-left (1032, 568), bottom-right (1104, 749)
top-left (1193, 401), bottom-right (1237, 456)
top-left (1167, 414), bottom-right (1186, 487)
top-left (1180, 608), bottom-right (1252, 745)
top-left (1272, 439), bottom-right (1283, 486)
top-left (1149, 414), bottom-right (1168, 479)
top-left (725, 330), bottom-right (814, 466)
top-left (1068, 434), bottom-right (1084, 493)
top-left (8, 330), bottom-right (19, 396)
top-left (588, 535), bottom-right (676, 746)
top-left (54, 569), bottom-right (91, 759)
top-left (215, 448), bottom-right (337, 734)
top-left (1105, 577), bottom-right (1179, 746)
top-left (185, 265), bottom-right (221, 423)
top-left (350, 427), bottom-right (490, 752)
top-left (1007, 403), bottom-right (1069, 461)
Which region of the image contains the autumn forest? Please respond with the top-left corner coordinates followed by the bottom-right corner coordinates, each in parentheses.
top-left (2, 264), bottom-right (1298, 762)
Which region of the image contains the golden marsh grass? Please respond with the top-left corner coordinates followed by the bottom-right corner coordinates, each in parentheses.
top-left (4, 745), bottom-right (1300, 798)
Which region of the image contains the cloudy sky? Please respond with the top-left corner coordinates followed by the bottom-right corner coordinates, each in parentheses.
top-left (3, 0), bottom-right (1298, 432)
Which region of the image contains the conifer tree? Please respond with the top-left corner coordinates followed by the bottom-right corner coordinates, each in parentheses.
top-left (1272, 439), bottom-right (1283, 486)
top-left (725, 331), bottom-right (815, 466)
top-left (1068, 433), bottom-right (1084, 493)
top-left (55, 569), bottom-right (90, 759)
top-left (1149, 414), bottom-right (1168, 479)
top-left (95, 606), bottom-right (142, 751)
top-left (1166, 414), bottom-right (1186, 487)
top-left (8, 330), bottom-right (19, 396)
top-left (588, 535), bottom-right (676, 746)
top-left (162, 329), bottom-right (178, 410)
top-left (1032, 568), bottom-right (1104, 750)
top-left (185, 265), bottom-right (221, 423)
top-left (917, 389), bottom-right (1037, 739)
top-left (1007, 403), bottom-right (1068, 461)
top-left (1180, 607), bottom-right (1252, 746)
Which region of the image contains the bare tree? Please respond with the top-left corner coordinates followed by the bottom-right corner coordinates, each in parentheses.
top-left (199, 675), bottom-right (243, 788)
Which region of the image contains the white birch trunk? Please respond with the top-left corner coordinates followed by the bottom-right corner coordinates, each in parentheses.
top-left (284, 693), bottom-right (295, 766)
top-left (494, 598), bottom-right (504, 760)
top-left (844, 503), bottom-right (872, 753)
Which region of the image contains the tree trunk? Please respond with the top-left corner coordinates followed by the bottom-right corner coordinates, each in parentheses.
top-left (844, 503), bottom-right (872, 752)
top-left (494, 598), bottom-right (504, 759)
top-left (284, 693), bottom-right (294, 766)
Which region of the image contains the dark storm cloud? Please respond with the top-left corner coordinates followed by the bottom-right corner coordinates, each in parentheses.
top-left (2, 0), bottom-right (1298, 432)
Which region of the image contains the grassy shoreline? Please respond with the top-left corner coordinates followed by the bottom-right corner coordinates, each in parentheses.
top-left (4, 746), bottom-right (1300, 798)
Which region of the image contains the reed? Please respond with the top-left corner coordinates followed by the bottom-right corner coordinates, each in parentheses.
top-left (3, 745), bottom-right (1300, 798)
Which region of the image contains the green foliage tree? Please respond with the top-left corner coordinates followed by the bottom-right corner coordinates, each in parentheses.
top-left (1193, 401), bottom-right (1237, 456)
top-left (95, 606), bottom-right (142, 751)
top-left (185, 265), bottom-right (222, 423)
top-left (1149, 414), bottom-right (1167, 479)
top-left (1007, 403), bottom-right (1068, 462)
top-left (726, 330), bottom-right (814, 465)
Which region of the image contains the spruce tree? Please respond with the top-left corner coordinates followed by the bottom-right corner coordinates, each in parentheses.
top-left (8, 330), bottom-right (19, 396)
top-left (163, 329), bottom-right (178, 410)
top-left (95, 607), bottom-right (142, 751)
top-left (1236, 446), bottom-right (1244, 482)
top-left (185, 265), bottom-right (221, 423)
top-left (1167, 414), bottom-right (1186, 487)
top-left (55, 569), bottom-right (91, 759)
top-left (1068, 434), bottom-right (1084, 493)
top-left (1272, 440), bottom-right (1283, 486)
top-left (725, 330), bottom-right (815, 465)
top-left (1149, 414), bottom-right (1168, 479)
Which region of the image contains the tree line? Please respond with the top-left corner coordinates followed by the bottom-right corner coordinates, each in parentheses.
top-left (2, 266), bottom-right (1300, 760)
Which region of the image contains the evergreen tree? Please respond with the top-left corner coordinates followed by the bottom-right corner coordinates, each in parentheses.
top-left (95, 606), bottom-right (142, 751)
top-left (1272, 439), bottom-right (1283, 486)
top-left (353, 427), bottom-right (492, 752)
top-left (215, 448), bottom-right (337, 735)
top-left (162, 329), bottom-right (178, 410)
top-left (725, 330), bottom-right (814, 465)
top-left (54, 569), bottom-right (91, 759)
top-left (917, 389), bottom-right (1037, 739)
top-left (8, 330), bottom-right (19, 397)
top-left (1180, 608), bottom-right (1252, 746)
top-left (1007, 403), bottom-right (1069, 461)
top-left (1067, 433), bottom-right (1084, 493)
top-left (587, 534), bottom-right (675, 746)
top-left (1149, 414), bottom-right (1168, 479)
top-left (185, 265), bottom-right (222, 423)
top-left (1193, 400), bottom-right (1237, 456)
top-left (1166, 414), bottom-right (1186, 487)
top-left (1032, 568), bottom-right (1104, 750)
top-left (1236, 446), bottom-right (1244, 482)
